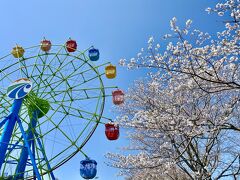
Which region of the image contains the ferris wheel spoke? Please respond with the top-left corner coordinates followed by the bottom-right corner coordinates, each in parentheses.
top-left (64, 100), bottom-right (78, 141)
top-left (0, 54), bottom-right (11, 61)
top-left (33, 54), bottom-right (53, 94)
top-left (21, 46), bottom-right (45, 76)
top-left (29, 60), bottom-right (105, 97)
top-left (36, 106), bottom-right (98, 147)
top-left (35, 50), bottom-right (102, 93)
top-left (46, 144), bottom-right (73, 165)
top-left (48, 100), bottom-right (110, 121)
top-left (49, 128), bottom-right (59, 159)
top-left (23, 93), bottom-right (83, 146)
top-left (41, 133), bottom-right (71, 147)
top-left (35, 45), bottom-right (66, 75)
top-left (32, 60), bottom-right (49, 81)
top-left (37, 52), bottom-right (49, 76)
top-left (28, 49), bottom-right (46, 79)
top-left (30, 47), bottom-right (67, 95)
top-left (16, 63), bottom-right (65, 94)
top-left (37, 53), bottom-right (85, 93)
top-left (40, 72), bottom-right (105, 101)
top-left (48, 94), bottom-right (109, 103)
top-left (74, 91), bottom-right (102, 144)
top-left (35, 78), bottom-right (70, 97)
top-left (19, 59), bottom-right (30, 79)
top-left (24, 95), bottom-right (63, 129)
top-left (0, 96), bottom-right (13, 117)
top-left (48, 46), bottom-right (73, 67)
top-left (0, 68), bottom-right (20, 84)
top-left (74, 115), bottom-right (98, 144)
top-left (76, 61), bottom-right (109, 76)
top-left (21, 96), bottom-right (57, 127)
top-left (33, 75), bottom-right (62, 96)
top-left (63, 61), bottom-right (109, 85)
top-left (52, 108), bottom-right (104, 125)
top-left (0, 61), bottom-right (19, 83)
top-left (43, 76), bottom-right (106, 101)
top-left (26, 99), bottom-right (68, 134)
top-left (37, 78), bottom-right (76, 100)
top-left (37, 60), bottom-right (87, 96)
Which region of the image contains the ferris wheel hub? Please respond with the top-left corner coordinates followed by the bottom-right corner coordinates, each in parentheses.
top-left (25, 92), bottom-right (50, 119)
top-left (7, 78), bottom-right (32, 99)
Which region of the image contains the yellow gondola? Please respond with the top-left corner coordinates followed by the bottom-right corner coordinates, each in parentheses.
top-left (105, 64), bottom-right (116, 79)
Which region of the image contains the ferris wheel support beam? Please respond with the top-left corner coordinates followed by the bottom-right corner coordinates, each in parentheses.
top-left (0, 99), bottom-right (23, 171)
top-left (15, 111), bottom-right (38, 179)
top-left (16, 116), bottom-right (42, 180)
top-left (32, 138), bottom-right (36, 180)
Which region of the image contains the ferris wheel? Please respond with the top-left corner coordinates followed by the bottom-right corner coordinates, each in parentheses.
top-left (0, 39), bottom-right (124, 180)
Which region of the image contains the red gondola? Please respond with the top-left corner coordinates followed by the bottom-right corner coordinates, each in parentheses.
top-left (66, 39), bottom-right (77, 52)
top-left (40, 39), bottom-right (52, 52)
top-left (112, 89), bottom-right (124, 105)
top-left (105, 123), bottom-right (119, 140)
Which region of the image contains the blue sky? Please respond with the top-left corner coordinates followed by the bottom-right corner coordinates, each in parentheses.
top-left (0, 0), bottom-right (221, 179)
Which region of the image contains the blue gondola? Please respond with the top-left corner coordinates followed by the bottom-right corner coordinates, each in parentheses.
top-left (80, 158), bottom-right (97, 179)
top-left (88, 48), bottom-right (100, 61)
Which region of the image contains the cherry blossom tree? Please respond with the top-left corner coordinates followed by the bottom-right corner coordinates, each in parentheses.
top-left (107, 76), bottom-right (240, 179)
top-left (119, 0), bottom-right (240, 94)
top-left (107, 0), bottom-right (240, 179)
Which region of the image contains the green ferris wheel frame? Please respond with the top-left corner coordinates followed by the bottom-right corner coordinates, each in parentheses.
top-left (0, 43), bottom-right (115, 179)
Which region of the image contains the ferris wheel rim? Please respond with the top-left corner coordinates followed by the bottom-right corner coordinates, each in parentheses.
top-left (0, 43), bottom-right (108, 178)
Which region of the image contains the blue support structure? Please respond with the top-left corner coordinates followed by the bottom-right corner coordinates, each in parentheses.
top-left (0, 99), bottom-right (23, 170)
top-left (7, 136), bottom-right (23, 152)
top-left (0, 85), bottom-right (56, 179)
top-left (16, 116), bottom-right (41, 180)
top-left (0, 117), bottom-right (8, 129)
top-left (32, 137), bottom-right (36, 180)
top-left (15, 111), bottom-right (39, 179)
